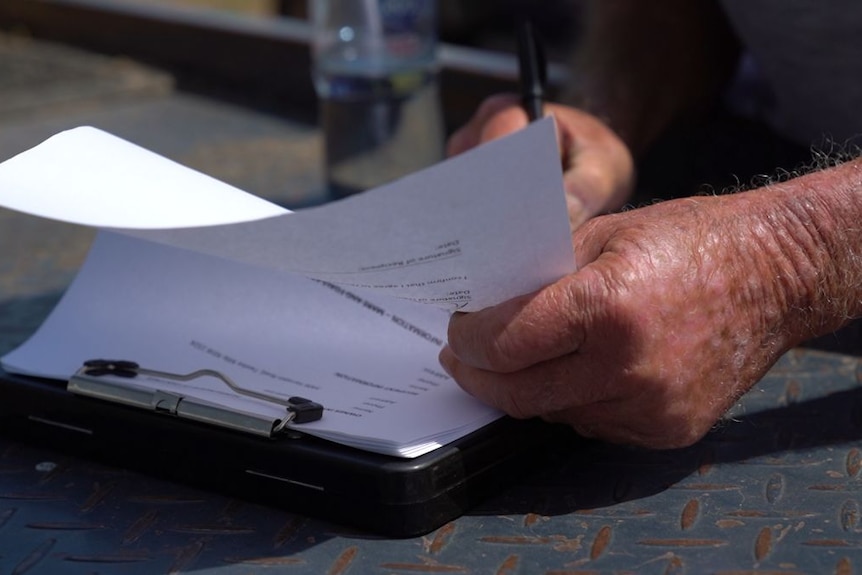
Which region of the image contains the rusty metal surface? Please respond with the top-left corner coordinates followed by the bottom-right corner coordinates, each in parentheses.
top-left (1, 350), bottom-right (862, 573)
top-left (3, 34), bottom-right (862, 574)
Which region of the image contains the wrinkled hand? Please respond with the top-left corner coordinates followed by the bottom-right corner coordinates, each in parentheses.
top-left (440, 192), bottom-right (804, 449)
top-left (447, 94), bottom-right (634, 228)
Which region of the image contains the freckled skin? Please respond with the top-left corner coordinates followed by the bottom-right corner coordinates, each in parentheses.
top-left (442, 1), bottom-right (862, 449)
top-left (439, 160), bottom-right (862, 450)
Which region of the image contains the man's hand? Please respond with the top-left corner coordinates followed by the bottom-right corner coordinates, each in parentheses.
top-left (447, 95), bottom-right (634, 228)
top-left (439, 183), bottom-right (847, 449)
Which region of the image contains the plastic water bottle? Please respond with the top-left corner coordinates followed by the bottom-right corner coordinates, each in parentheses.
top-left (309, 0), bottom-right (444, 199)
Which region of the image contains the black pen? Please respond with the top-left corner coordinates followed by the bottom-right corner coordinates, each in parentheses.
top-left (516, 20), bottom-right (548, 122)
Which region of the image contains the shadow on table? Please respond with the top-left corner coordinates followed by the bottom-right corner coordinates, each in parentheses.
top-left (5, 290), bottom-right (862, 538)
top-left (474, 348), bottom-right (862, 519)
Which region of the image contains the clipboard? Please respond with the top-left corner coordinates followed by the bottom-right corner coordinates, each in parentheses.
top-left (0, 364), bottom-right (552, 537)
top-left (0, 121), bottom-right (572, 535)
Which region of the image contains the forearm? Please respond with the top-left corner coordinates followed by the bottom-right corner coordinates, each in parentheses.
top-left (753, 158), bottom-right (862, 347)
top-left (565, 0), bottom-right (740, 156)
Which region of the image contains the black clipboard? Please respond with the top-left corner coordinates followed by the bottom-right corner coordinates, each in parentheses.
top-left (0, 366), bottom-right (550, 537)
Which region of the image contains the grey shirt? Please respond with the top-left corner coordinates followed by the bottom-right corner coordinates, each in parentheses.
top-left (721, 0), bottom-right (862, 146)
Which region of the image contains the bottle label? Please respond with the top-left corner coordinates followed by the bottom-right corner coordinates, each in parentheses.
top-left (379, 0), bottom-right (434, 35)
top-left (380, 0), bottom-right (435, 60)
top-left (312, 0), bottom-right (438, 98)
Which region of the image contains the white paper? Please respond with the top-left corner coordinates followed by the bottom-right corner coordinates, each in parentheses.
top-left (1, 232), bottom-right (500, 457)
top-left (0, 120), bottom-right (573, 312)
top-left (0, 120), bottom-right (575, 457)
top-left (0, 126), bottom-right (288, 227)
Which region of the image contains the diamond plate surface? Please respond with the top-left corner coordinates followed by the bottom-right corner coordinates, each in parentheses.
top-left (1, 350), bottom-right (862, 573)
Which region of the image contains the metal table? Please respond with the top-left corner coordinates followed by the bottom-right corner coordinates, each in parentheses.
top-left (2, 33), bottom-right (862, 575)
top-left (3, 332), bottom-right (862, 573)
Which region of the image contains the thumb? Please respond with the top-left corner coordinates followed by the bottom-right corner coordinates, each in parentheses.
top-left (446, 270), bottom-right (600, 373)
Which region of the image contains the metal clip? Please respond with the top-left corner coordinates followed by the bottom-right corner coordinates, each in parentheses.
top-left (81, 359), bottom-right (324, 427)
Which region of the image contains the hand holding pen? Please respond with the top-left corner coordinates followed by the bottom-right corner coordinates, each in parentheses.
top-left (445, 20), bottom-right (633, 228)
top-left (446, 19), bottom-right (548, 156)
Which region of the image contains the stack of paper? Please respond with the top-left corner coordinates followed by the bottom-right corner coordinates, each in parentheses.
top-left (0, 119), bottom-right (573, 458)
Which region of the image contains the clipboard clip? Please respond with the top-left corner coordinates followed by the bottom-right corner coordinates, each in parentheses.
top-left (67, 359), bottom-right (323, 438)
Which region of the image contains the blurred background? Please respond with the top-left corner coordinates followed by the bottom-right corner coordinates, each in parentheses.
top-left (0, 0), bottom-right (583, 207)
top-left (117, 0), bottom-right (584, 64)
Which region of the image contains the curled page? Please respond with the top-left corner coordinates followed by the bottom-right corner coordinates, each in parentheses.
top-left (0, 119), bottom-right (574, 312)
top-left (0, 126), bottom-right (288, 227)
top-left (0, 119), bottom-right (576, 457)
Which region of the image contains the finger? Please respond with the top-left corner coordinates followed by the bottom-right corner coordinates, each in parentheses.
top-left (477, 105), bottom-right (530, 143)
top-left (446, 93), bottom-right (524, 157)
top-left (563, 144), bottom-right (634, 218)
top-left (442, 343), bottom-right (697, 448)
top-left (439, 342), bottom-right (614, 420)
top-left (551, 108), bottom-right (635, 218)
top-left (446, 268), bottom-right (605, 373)
top-left (441, 344), bottom-right (672, 446)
